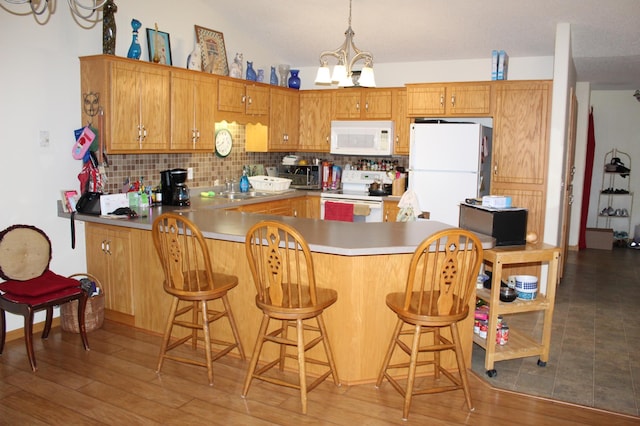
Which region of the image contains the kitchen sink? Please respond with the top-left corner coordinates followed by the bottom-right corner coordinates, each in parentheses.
top-left (217, 191), bottom-right (272, 200)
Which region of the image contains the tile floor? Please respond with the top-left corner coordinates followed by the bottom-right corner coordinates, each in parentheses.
top-left (471, 245), bottom-right (640, 416)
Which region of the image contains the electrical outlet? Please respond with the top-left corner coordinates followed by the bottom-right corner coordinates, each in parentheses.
top-left (187, 167), bottom-right (193, 180)
top-left (39, 130), bottom-right (50, 147)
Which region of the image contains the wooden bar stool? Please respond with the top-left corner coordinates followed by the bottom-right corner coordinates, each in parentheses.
top-left (376, 228), bottom-right (483, 420)
top-left (242, 220), bottom-right (340, 414)
top-left (152, 213), bottom-right (245, 386)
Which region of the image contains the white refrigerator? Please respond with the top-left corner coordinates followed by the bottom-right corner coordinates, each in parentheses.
top-left (409, 122), bottom-right (492, 225)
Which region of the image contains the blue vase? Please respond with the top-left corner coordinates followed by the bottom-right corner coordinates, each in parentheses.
top-left (288, 69), bottom-right (301, 90)
top-left (270, 66), bottom-right (278, 85)
top-left (246, 61), bottom-right (257, 81)
top-left (127, 19), bottom-right (142, 60)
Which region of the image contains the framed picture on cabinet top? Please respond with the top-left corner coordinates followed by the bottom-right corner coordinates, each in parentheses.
top-left (195, 25), bottom-right (229, 76)
top-left (146, 28), bottom-right (172, 65)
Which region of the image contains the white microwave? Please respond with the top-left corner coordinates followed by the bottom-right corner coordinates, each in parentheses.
top-left (330, 120), bottom-right (394, 156)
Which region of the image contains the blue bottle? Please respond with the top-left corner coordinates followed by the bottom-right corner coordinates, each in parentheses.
top-left (127, 19), bottom-right (142, 60)
top-left (239, 170), bottom-right (250, 193)
top-left (270, 66), bottom-right (278, 85)
top-left (288, 69), bottom-right (301, 90)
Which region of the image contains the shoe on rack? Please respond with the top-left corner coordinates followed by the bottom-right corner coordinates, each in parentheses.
top-left (629, 240), bottom-right (640, 249)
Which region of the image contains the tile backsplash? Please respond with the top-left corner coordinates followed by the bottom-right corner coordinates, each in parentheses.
top-left (101, 123), bottom-right (407, 193)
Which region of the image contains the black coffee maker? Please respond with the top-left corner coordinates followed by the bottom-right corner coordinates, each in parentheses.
top-left (160, 169), bottom-right (190, 206)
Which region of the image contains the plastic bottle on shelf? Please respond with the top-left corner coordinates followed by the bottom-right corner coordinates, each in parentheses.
top-left (239, 169), bottom-right (250, 193)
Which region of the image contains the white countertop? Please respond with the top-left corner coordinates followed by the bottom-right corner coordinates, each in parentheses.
top-left (60, 190), bottom-right (494, 256)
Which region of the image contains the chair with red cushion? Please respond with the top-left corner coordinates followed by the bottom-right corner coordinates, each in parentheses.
top-left (0, 224), bottom-right (89, 371)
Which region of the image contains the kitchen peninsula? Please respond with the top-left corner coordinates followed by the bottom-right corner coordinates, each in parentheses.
top-left (61, 191), bottom-right (495, 385)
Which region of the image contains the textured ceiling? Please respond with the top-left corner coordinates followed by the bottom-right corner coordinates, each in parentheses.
top-left (215, 0), bottom-right (640, 89)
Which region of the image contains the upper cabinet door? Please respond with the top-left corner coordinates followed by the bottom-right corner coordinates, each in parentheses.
top-left (406, 83), bottom-right (491, 117)
top-left (492, 81), bottom-right (551, 185)
top-left (111, 61), bottom-right (170, 152)
top-left (171, 71), bottom-right (216, 152)
top-left (332, 88), bottom-right (392, 120)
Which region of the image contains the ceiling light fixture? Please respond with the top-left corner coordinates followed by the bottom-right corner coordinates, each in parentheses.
top-left (314, 0), bottom-right (376, 88)
top-left (3, 0), bottom-right (108, 20)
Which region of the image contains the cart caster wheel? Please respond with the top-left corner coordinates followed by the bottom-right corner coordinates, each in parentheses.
top-left (486, 369), bottom-right (497, 378)
top-left (537, 359), bottom-right (547, 367)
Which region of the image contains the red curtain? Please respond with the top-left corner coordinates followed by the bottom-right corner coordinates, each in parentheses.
top-left (578, 106), bottom-right (596, 249)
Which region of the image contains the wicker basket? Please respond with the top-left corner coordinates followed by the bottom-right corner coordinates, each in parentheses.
top-left (60, 273), bottom-right (104, 333)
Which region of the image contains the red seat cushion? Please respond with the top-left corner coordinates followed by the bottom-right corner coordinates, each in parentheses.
top-left (0, 285), bottom-right (83, 306)
top-left (0, 270), bottom-right (80, 299)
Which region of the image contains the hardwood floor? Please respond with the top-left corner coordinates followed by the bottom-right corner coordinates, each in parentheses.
top-left (1, 321), bottom-right (638, 425)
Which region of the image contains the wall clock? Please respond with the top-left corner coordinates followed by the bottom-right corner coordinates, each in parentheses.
top-left (215, 128), bottom-right (233, 157)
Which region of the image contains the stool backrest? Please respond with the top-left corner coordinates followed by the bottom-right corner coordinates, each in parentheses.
top-left (245, 220), bottom-right (317, 308)
top-left (404, 229), bottom-right (483, 321)
top-left (152, 213), bottom-right (214, 296)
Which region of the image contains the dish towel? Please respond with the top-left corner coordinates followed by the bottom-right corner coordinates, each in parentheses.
top-left (324, 201), bottom-right (354, 222)
top-left (396, 189), bottom-right (422, 222)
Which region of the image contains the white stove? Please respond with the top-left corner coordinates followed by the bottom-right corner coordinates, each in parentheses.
top-left (320, 170), bottom-right (393, 222)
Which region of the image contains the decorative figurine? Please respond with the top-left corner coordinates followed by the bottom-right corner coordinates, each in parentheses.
top-left (126, 19), bottom-right (142, 60)
top-left (246, 61), bottom-right (257, 81)
top-left (256, 69), bottom-right (265, 83)
top-left (229, 53), bottom-right (243, 78)
top-left (102, 0), bottom-right (117, 55)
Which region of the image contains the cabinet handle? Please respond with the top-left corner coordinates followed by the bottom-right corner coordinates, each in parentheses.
top-left (451, 94), bottom-right (456, 107)
top-left (247, 96), bottom-right (253, 106)
top-left (494, 163), bottom-right (498, 175)
top-left (356, 101), bottom-right (360, 111)
top-left (101, 240), bottom-right (106, 253)
top-left (440, 94), bottom-right (444, 107)
top-left (365, 101), bottom-right (369, 112)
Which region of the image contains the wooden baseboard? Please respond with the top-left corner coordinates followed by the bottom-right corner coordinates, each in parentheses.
top-left (5, 318), bottom-right (62, 343)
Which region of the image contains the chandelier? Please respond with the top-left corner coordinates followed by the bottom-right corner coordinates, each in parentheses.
top-left (314, 0), bottom-right (376, 87)
top-left (3, 0), bottom-right (108, 20)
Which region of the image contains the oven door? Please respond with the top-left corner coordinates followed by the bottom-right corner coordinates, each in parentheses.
top-left (320, 197), bottom-right (383, 222)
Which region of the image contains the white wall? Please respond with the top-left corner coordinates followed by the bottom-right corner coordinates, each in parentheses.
top-left (569, 82), bottom-right (592, 246)
top-left (586, 91), bottom-right (640, 234)
top-left (0, 1), bottom-right (555, 332)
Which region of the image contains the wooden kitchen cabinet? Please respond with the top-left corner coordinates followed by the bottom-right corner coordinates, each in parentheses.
top-left (305, 195), bottom-right (321, 219)
top-left (490, 80), bottom-right (552, 241)
top-left (80, 55), bottom-right (171, 153)
top-left (383, 200), bottom-right (400, 222)
top-left (170, 70), bottom-right (216, 151)
top-left (228, 198), bottom-right (293, 216)
top-left (406, 82), bottom-right (492, 117)
top-left (85, 223), bottom-right (134, 323)
top-left (332, 88), bottom-right (393, 120)
top-left (299, 90), bottom-right (332, 152)
top-left (268, 87), bottom-right (300, 151)
top-left (474, 244), bottom-right (560, 376)
top-left (392, 88), bottom-right (410, 154)
top-left (216, 78), bottom-right (269, 124)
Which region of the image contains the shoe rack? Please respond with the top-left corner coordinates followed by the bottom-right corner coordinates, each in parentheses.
top-left (596, 149), bottom-right (633, 241)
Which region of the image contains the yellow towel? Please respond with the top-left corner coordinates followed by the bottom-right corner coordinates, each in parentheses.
top-left (353, 204), bottom-right (371, 216)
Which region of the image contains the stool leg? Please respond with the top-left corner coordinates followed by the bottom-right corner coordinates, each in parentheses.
top-left (242, 313), bottom-right (270, 398)
top-left (376, 318), bottom-right (403, 387)
top-left (221, 294), bottom-right (245, 360)
top-left (157, 297), bottom-right (179, 374)
top-left (433, 328), bottom-right (441, 379)
top-left (201, 300), bottom-right (214, 386)
top-left (451, 322), bottom-right (474, 411)
top-left (317, 314), bottom-right (340, 386)
top-left (403, 324), bottom-right (422, 420)
top-left (278, 320), bottom-right (288, 371)
top-left (296, 318), bottom-right (308, 415)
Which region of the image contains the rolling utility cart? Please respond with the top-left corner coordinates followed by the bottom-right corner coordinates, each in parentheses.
top-left (473, 244), bottom-right (560, 377)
